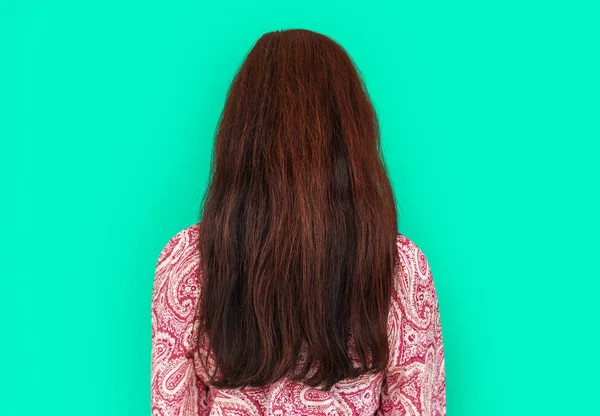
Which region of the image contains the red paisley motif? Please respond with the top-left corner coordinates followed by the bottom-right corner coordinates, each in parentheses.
top-left (151, 223), bottom-right (446, 415)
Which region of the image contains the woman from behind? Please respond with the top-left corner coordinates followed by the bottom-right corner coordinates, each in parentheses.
top-left (151, 28), bottom-right (446, 415)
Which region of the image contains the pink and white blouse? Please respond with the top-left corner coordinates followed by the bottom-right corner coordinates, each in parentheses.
top-left (151, 223), bottom-right (446, 415)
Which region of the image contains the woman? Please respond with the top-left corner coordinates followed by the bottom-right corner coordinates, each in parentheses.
top-left (151, 29), bottom-right (446, 415)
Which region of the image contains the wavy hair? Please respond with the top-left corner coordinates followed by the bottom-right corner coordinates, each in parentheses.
top-left (197, 29), bottom-right (398, 391)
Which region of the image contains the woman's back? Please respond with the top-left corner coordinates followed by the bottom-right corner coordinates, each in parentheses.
top-left (150, 223), bottom-right (445, 415)
top-left (151, 28), bottom-right (445, 415)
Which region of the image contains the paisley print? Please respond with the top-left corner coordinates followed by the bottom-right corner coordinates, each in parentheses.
top-left (151, 223), bottom-right (446, 415)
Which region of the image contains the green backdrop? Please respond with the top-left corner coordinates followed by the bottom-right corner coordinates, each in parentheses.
top-left (2, 0), bottom-right (599, 414)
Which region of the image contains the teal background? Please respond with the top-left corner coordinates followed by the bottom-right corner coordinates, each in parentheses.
top-left (2, 1), bottom-right (599, 414)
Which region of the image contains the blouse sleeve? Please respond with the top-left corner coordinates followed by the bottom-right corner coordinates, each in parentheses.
top-left (378, 235), bottom-right (446, 416)
top-left (150, 228), bottom-right (209, 415)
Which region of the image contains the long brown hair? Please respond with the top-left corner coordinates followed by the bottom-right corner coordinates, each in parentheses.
top-left (197, 29), bottom-right (398, 391)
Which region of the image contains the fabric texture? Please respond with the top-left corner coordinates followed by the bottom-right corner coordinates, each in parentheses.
top-left (151, 223), bottom-right (446, 415)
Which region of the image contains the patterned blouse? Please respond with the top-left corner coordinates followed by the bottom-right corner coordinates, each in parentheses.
top-left (151, 223), bottom-right (446, 415)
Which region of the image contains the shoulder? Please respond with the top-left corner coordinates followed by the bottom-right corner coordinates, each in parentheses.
top-left (155, 222), bottom-right (201, 269)
top-left (395, 231), bottom-right (433, 279)
top-left (152, 222), bottom-right (202, 325)
top-left (151, 224), bottom-right (202, 373)
top-left (391, 232), bottom-right (438, 324)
